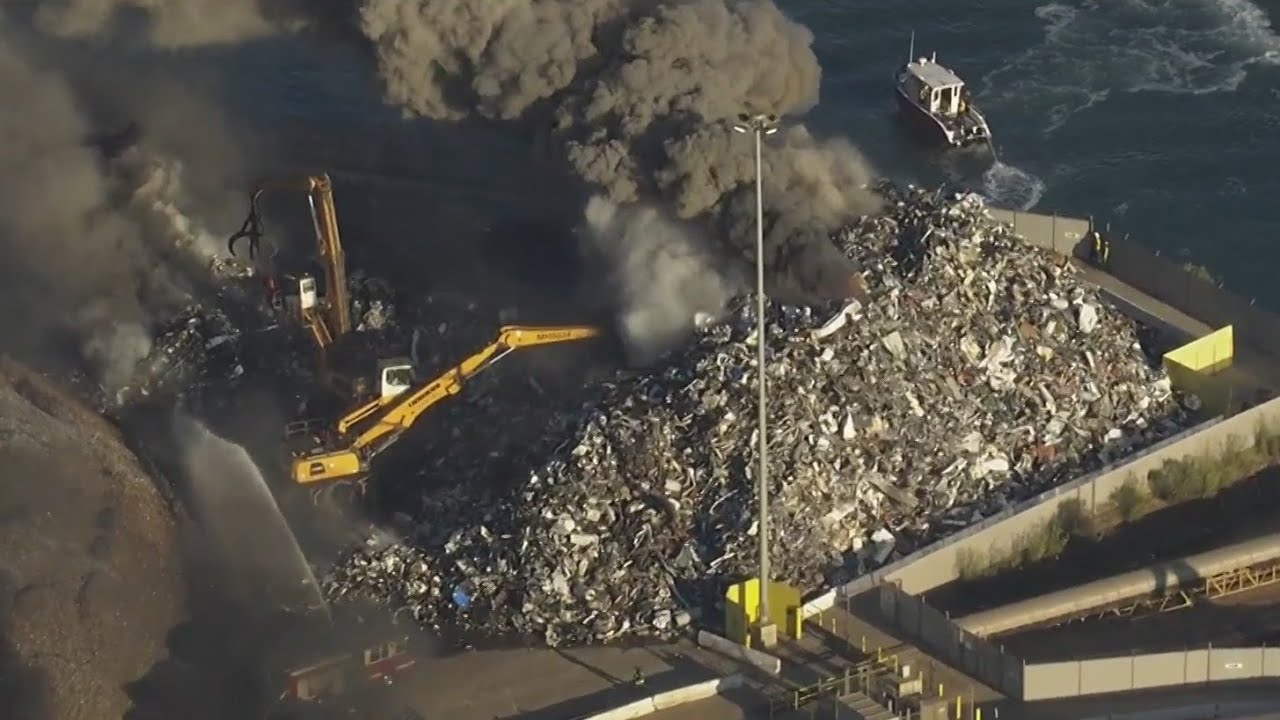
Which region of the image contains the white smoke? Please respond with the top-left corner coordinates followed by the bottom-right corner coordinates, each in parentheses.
top-left (78, 313), bottom-right (154, 392)
top-left (0, 13), bottom-right (250, 391)
top-left (581, 196), bottom-right (741, 365)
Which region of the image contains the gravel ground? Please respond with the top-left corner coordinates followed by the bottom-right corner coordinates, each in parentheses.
top-left (0, 358), bottom-right (185, 720)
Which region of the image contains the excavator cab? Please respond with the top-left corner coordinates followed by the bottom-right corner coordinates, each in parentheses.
top-left (377, 358), bottom-right (414, 401)
top-left (298, 275), bottom-right (319, 311)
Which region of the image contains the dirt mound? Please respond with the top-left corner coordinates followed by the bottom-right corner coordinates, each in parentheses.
top-left (0, 358), bottom-right (185, 720)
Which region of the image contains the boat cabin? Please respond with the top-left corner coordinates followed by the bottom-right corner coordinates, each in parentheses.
top-left (901, 59), bottom-right (970, 118)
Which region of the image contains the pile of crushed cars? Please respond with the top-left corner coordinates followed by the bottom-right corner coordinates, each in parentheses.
top-left (321, 186), bottom-right (1194, 646)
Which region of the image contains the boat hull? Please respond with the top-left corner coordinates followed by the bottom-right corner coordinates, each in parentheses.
top-left (893, 87), bottom-right (990, 149)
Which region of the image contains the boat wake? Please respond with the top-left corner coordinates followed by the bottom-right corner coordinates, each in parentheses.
top-left (978, 0), bottom-right (1280, 134)
top-left (982, 161), bottom-right (1045, 211)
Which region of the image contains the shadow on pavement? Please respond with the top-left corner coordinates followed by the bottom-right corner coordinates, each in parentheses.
top-left (495, 646), bottom-right (763, 720)
top-left (553, 648), bottom-right (625, 687)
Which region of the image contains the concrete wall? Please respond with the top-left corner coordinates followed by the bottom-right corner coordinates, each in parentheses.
top-left (579, 676), bottom-right (745, 719)
top-left (696, 630), bottom-right (781, 675)
top-left (955, 533), bottom-right (1280, 638)
top-left (985, 208), bottom-right (1092, 258)
top-left (987, 206), bottom-right (1280, 361)
top-left (872, 584), bottom-right (1025, 698)
top-left (866, 585), bottom-right (1280, 702)
top-left (839, 393), bottom-right (1280, 597)
top-left (1105, 236), bottom-right (1280, 360)
top-left (1023, 647), bottom-right (1280, 701)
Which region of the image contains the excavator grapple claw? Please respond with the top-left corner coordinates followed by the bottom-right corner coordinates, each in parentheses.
top-left (227, 192), bottom-right (266, 260)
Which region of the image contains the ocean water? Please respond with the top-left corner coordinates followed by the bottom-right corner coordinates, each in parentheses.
top-left (194, 0), bottom-right (1279, 306)
top-left (788, 0), bottom-right (1280, 304)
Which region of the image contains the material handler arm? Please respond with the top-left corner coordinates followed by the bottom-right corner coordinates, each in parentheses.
top-left (227, 173), bottom-right (351, 339)
top-left (291, 324), bottom-right (600, 485)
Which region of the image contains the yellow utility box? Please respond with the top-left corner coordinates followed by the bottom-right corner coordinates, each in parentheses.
top-left (1163, 325), bottom-right (1234, 416)
top-left (724, 578), bottom-right (803, 647)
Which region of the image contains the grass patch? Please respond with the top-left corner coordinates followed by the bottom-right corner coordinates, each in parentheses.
top-left (956, 423), bottom-right (1280, 581)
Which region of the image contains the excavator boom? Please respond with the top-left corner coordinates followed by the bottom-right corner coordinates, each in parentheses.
top-left (290, 325), bottom-right (601, 485)
top-left (301, 174), bottom-right (352, 339)
top-left (227, 173), bottom-right (352, 344)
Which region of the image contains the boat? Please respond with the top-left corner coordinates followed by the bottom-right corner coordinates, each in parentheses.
top-left (894, 34), bottom-right (991, 148)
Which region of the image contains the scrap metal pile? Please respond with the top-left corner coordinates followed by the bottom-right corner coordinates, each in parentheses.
top-left (97, 269), bottom-right (414, 418)
top-left (324, 185), bottom-right (1193, 646)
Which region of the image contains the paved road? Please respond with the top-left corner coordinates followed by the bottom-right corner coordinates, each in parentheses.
top-left (383, 640), bottom-right (755, 719)
top-left (649, 693), bottom-right (759, 720)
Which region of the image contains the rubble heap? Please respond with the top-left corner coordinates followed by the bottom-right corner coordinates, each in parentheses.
top-left (324, 186), bottom-right (1193, 646)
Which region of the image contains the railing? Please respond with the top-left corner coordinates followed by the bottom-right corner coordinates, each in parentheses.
top-left (766, 660), bottom-right (888, 714)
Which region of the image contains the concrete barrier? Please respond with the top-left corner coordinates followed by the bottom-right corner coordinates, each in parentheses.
top-left (801, 589), bottom-right (837, 619)
top-left (696, 630), bottom-right (782, 675)
top-left (985, 207), bottom-right (1091, 257)
top-left (650, 675), bottom-right (744, 710)
top-left (581, 697), bottom-right (657, 720)
top-left (579, 675), bottom-right (747, 719)
top-left (1022, 646), bottom-right (1280, 701)
top-left (870, 583), bottom-right (1026, 698)
top-left (1075, 701), bottom-right (1280, 720)
top-left (837, 393), bottom-right (1280, 597)
top-left (1103, 236), bottom-right (1280, 361)
top-left (986, 206), bottom-right (1280, 364)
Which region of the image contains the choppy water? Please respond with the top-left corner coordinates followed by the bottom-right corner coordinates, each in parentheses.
top-left (789, 0), bottom-right (1280, 303)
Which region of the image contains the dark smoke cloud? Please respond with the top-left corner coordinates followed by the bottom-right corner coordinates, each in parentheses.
top-left (0, 10), bottom-right (259, 390)
top-left (358, 0), bottom-right (882, 303)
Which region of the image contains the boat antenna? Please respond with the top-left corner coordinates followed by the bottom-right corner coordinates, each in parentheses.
top-left (908, 31), bottom-right (915, 63)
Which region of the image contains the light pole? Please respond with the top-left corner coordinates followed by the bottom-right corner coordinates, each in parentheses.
top-left (731, 111), bottom-right (779, 647)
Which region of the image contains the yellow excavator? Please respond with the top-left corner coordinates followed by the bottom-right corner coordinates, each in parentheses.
top-left (285, 324), bottom-right (600, 486)
top-left (228, 173), bottom-right (413, 405)
top-left (228, 172), bottom-right (603, 491)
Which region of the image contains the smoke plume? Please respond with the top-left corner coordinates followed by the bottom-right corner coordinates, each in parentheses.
top-left (581, 196), bottom-right (740, 364)
top-left (357, 0), bottom-right (882, 302)
top-left (33, 0), bottom-right (299, 47)
top-left (0, 10), bottom-right (260, 391)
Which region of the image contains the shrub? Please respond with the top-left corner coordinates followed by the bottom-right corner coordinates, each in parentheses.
top-left (1147, 459), bottom-right (1202, 503)
top-left (952, 425), bottom-right (1280, 586)
top-left (1216, 435), bottom-right (1252, 480)
top-left (956, 547), bottom-right (989, 580)
top-left (1055, 498), bottom-right (1097, 538)
top-left (1109, 477), bottom-right (1149, 522)
top-left (1255, 425), bottom-right (1280, 463)
top-left (1013, 519), bottom-right (1069, 567)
